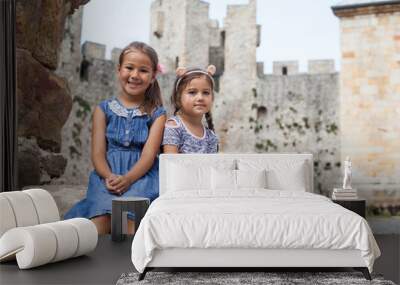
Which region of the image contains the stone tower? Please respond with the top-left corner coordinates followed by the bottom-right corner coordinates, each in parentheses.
top-left (214, 0), bottom-right (259, 152)
top-left (332, 0), bottom-right (400, 193)
top-left (150, 0), bottom-right (211, 71)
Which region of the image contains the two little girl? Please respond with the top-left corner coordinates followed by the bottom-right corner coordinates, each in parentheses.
top-left (65, 41), bottom-right (218, 234)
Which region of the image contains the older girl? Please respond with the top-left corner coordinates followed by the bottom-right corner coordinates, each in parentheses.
top-left (65, 42), bottom-right (166, 234)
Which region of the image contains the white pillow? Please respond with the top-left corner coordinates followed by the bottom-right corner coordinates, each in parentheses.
top-left (267, 162), bottom-right (306, 191)
top-left (238, 159), bottom-right (307, 191)
top-left (236, 169), bottom-right (267, 189)
top-left (167, 162), bottom-right (211, 191)
top-left (211, 168), bottom-right (236, 191)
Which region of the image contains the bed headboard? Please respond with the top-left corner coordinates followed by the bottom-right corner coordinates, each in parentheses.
top-left (159, 153), bottom-right (314, 195)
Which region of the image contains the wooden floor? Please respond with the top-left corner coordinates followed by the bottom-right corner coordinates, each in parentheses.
top-left (1, 234), bottom-right (398, 285)
top-left (0, 235), bottom-right (134, 285)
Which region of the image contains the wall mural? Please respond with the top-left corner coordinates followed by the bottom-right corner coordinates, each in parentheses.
top-left (16, 0), bottom-right (400, 221)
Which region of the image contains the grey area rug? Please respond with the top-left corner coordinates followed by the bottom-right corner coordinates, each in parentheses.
top-left (116, 272), bottom-right (396, 285)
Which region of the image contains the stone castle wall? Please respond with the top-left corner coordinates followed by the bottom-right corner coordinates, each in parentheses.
top-left (51, 0), bottom-right (400, 216)
top-left (256, 70), bottom-right (340, 193)
top-left (55, 0), bottom-right (340, 195)
top-left (333, 4), bottom-right (400, 213)
top-left (336, 9), bottom-right (400, 188)
top-left (150, 0), bottom-right (213, 72)
top-left (55, 10), bottom-right (120, 184)
top-left (214, 0), bottom-right (258, 153)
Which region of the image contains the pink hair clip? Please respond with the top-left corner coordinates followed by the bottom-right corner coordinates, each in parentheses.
top-left (157, 63), bottom-right (166, 74)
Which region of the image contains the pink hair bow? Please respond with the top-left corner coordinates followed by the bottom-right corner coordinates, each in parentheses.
top-left (157, 63), bottom-right (166, 74)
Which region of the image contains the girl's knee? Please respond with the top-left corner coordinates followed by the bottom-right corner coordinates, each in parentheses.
top-left (91, 215), bottom-right (111, 235)
top-left (91, 214), bottom-right (110, 222)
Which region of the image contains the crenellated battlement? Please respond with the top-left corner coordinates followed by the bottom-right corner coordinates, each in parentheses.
top-left (81, 41), bottom-right (106, 60)
top-left (270, 60), bottom-right (336, 75)
top-left (308, 59), bottom-right (335, 74)
top-left (111, 47), bottom-right (123, 64)
top-left (80, 41), bottom-right (122, 64)
top-left (272, 61), bottom-right (299, 75)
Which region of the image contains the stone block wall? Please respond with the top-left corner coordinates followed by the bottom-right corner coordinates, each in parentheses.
top-left (256, 72), bottom-right (340, 194)
top-left (333, 4), bottom-right (400, 204)
top-left (151, 0), bottom-right (202, 71)
top-left (54, 9), bottom-right (120, 185)
top-left (214, 0), bottom-right (258, 153)
top-left (46, 0), bottom-right (399, 217)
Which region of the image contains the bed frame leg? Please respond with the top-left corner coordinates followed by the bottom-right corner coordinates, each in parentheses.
top-left (138, 268), bottom-right (148, 281)
top-left (354, 267), bottom-right (371, 280)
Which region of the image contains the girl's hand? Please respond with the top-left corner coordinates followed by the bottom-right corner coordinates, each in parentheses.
top-left (105, 174), bottom-right (119, 192)
top-left (108, 175), bottom-right (132, 195)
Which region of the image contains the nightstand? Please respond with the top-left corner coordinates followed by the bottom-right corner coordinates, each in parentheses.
top-left (332, 199), bottom-right (366, 218)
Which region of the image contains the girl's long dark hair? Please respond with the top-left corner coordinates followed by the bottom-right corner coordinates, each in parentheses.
top-left (119, 41), bottom-right (163, 114)
top-left (171, 69), bottom-right (215, 131)
top-left (205, 112), bottom-right (214, 132)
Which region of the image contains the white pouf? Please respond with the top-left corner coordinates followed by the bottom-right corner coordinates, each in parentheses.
top-left (0, 189), bottom-right (98, 269)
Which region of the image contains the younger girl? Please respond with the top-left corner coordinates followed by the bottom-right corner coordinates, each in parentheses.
top-left (65, 42), bottom-right (166, 234)
top-left (163, 65), bottom-right (218, 153)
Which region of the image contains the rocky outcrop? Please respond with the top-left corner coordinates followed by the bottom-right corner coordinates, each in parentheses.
top-left (16, 0), bottom-right (89, 69)
top-left (17, 49), bottom-right (72, 152)
top-left (16, 0), bottom-right (89, 188)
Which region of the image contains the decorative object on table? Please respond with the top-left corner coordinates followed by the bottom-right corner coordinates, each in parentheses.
top-left (332, 156), bottom-right (358, 200)
top-left (343, 156), bottom-right (353, 190)
top-left (332, 188), bottom-right (358, 200)
top-left (116, 271), bottom-right (395, 285)
top-left (0, 189), bottom-right (98, 269)
top-left (111, 197), bottom-right (150, 242)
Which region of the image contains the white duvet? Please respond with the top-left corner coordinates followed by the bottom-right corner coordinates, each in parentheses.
top-left (131, 190), bottom-right (380, 273)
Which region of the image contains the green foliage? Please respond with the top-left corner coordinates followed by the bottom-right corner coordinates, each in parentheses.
top-left (326, 123), bottom-right (338, 135)
top-left (367, 205), bottom-right (400, 217)
top-left (69, 96), bottom-right (92, 159)
top-left (73, 96), bottom-right (91, 121)
top-left (252, 88), bottom-right (257, 98)
top-left (314, 120), bottom-right (322, 133)
top-left (302, 117), bottom-right (310, 129)
top-left (69, 145), bottom-right (81, 158)
top-left (275, 118), bottom-right (284, 130)
top-left (254, 139), bottom-right (278, 152)
top-left (254, 123), bottom-right (263, 134)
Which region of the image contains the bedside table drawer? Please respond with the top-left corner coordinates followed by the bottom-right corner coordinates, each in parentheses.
top-left (332, 199), bottom-right (366, 218)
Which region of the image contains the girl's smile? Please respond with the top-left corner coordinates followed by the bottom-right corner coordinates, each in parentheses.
top-left (127, 78), bottom-right (143, 90)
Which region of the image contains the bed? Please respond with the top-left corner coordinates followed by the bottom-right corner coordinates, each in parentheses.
top-left (131, 154), bottom-right (380, 280)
